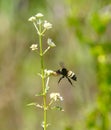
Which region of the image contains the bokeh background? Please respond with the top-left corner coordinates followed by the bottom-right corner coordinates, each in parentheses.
top-left (0, 0), bottom-right (111, 130)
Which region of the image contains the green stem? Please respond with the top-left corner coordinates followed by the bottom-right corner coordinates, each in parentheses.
top-left (39, 24), bottom-right (47, 130)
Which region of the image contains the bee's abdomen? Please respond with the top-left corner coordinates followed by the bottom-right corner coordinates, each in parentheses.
top-left (68, 71), bottom-right (77, 81)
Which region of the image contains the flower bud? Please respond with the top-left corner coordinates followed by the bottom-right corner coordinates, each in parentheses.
top-left (47, 38), bottom-right (56, 47)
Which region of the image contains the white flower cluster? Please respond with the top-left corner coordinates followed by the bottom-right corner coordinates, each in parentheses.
top-left (28, 13), bottom-right (52, 30)
top-left (50, 93), bottom-right (63, 101)
top-left (28, 13), bottom-right (43, 22)
top-left (44, 69), bottom-right (55, 77)
top-left (30, 44), bottom-right (38, 50)
top-left (28, 16), bottom-right (36, 22)
top-left (43, 20), bottom-right (52, 30)
top-left (35, 13), bottom-right (44, 18)
top-left (29, 13), bottom-right (56, 51)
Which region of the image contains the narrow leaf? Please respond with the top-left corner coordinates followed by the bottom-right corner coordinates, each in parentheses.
top-left (27, 102), bottom-right (36, 106)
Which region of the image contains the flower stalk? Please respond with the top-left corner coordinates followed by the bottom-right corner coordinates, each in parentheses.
top-left (28, 13), bottom-right (63, 130)
top-left (38, 21), bottom-right (47, 130)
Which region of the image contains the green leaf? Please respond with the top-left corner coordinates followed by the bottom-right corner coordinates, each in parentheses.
top-left (35, 92), bottom-right (44, 96)
top-left (27, 102), bottom-right (36, 106)
top-left (51, 106), bottom-right (64, 111)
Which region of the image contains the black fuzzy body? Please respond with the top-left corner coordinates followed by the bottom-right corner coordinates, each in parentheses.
top-left (56, 68), bottom-right (77, 85)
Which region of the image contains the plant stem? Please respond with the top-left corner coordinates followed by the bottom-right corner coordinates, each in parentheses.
top-left (39, 24), bottom-right (47, 130)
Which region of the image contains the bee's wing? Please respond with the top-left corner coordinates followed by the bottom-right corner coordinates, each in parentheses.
top-left (59, 62), bottom-right (65, 68)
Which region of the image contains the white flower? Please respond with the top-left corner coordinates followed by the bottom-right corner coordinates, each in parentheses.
top-left (28, 16), bottom-right (36, 22)
top-left (43, 20), bottom-right (52, 29)
top-left (30, 44), bottom-right (38, 50)
top-left (47, 38), bottom-right (56, 47)
top-left (35, 13), bottom-right (44, 18)
top-left (44, 69), bottom-right (55, 77)
top-left (50, 93), bottom-right (63, 101)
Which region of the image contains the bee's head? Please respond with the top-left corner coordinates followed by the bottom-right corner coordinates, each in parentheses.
top-left (56, 69), bottom-right (62, 74)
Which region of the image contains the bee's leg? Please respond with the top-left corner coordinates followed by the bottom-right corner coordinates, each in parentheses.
top-left (58, 76), bottom-right (64, 83)
top-left (67, 77), bottom-right (73, 86)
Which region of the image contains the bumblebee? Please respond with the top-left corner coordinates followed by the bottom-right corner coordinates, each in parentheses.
top-left (54, 63), bottom-right (77, 86)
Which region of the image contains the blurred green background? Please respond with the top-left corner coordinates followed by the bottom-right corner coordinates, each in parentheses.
top-left (0, 0), bottom-right (111, 130)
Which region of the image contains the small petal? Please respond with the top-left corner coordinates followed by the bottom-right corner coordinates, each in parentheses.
top-left (35, 13), bottom-right (44, 18)
top-left (28, 16), bottom-right (36, 22)
top-left (47, 38), bottom-right (56, 47)
top-left (43, 20), bottom-right (52, 30)
top-left (30, 44), bottom-right (38, 50)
